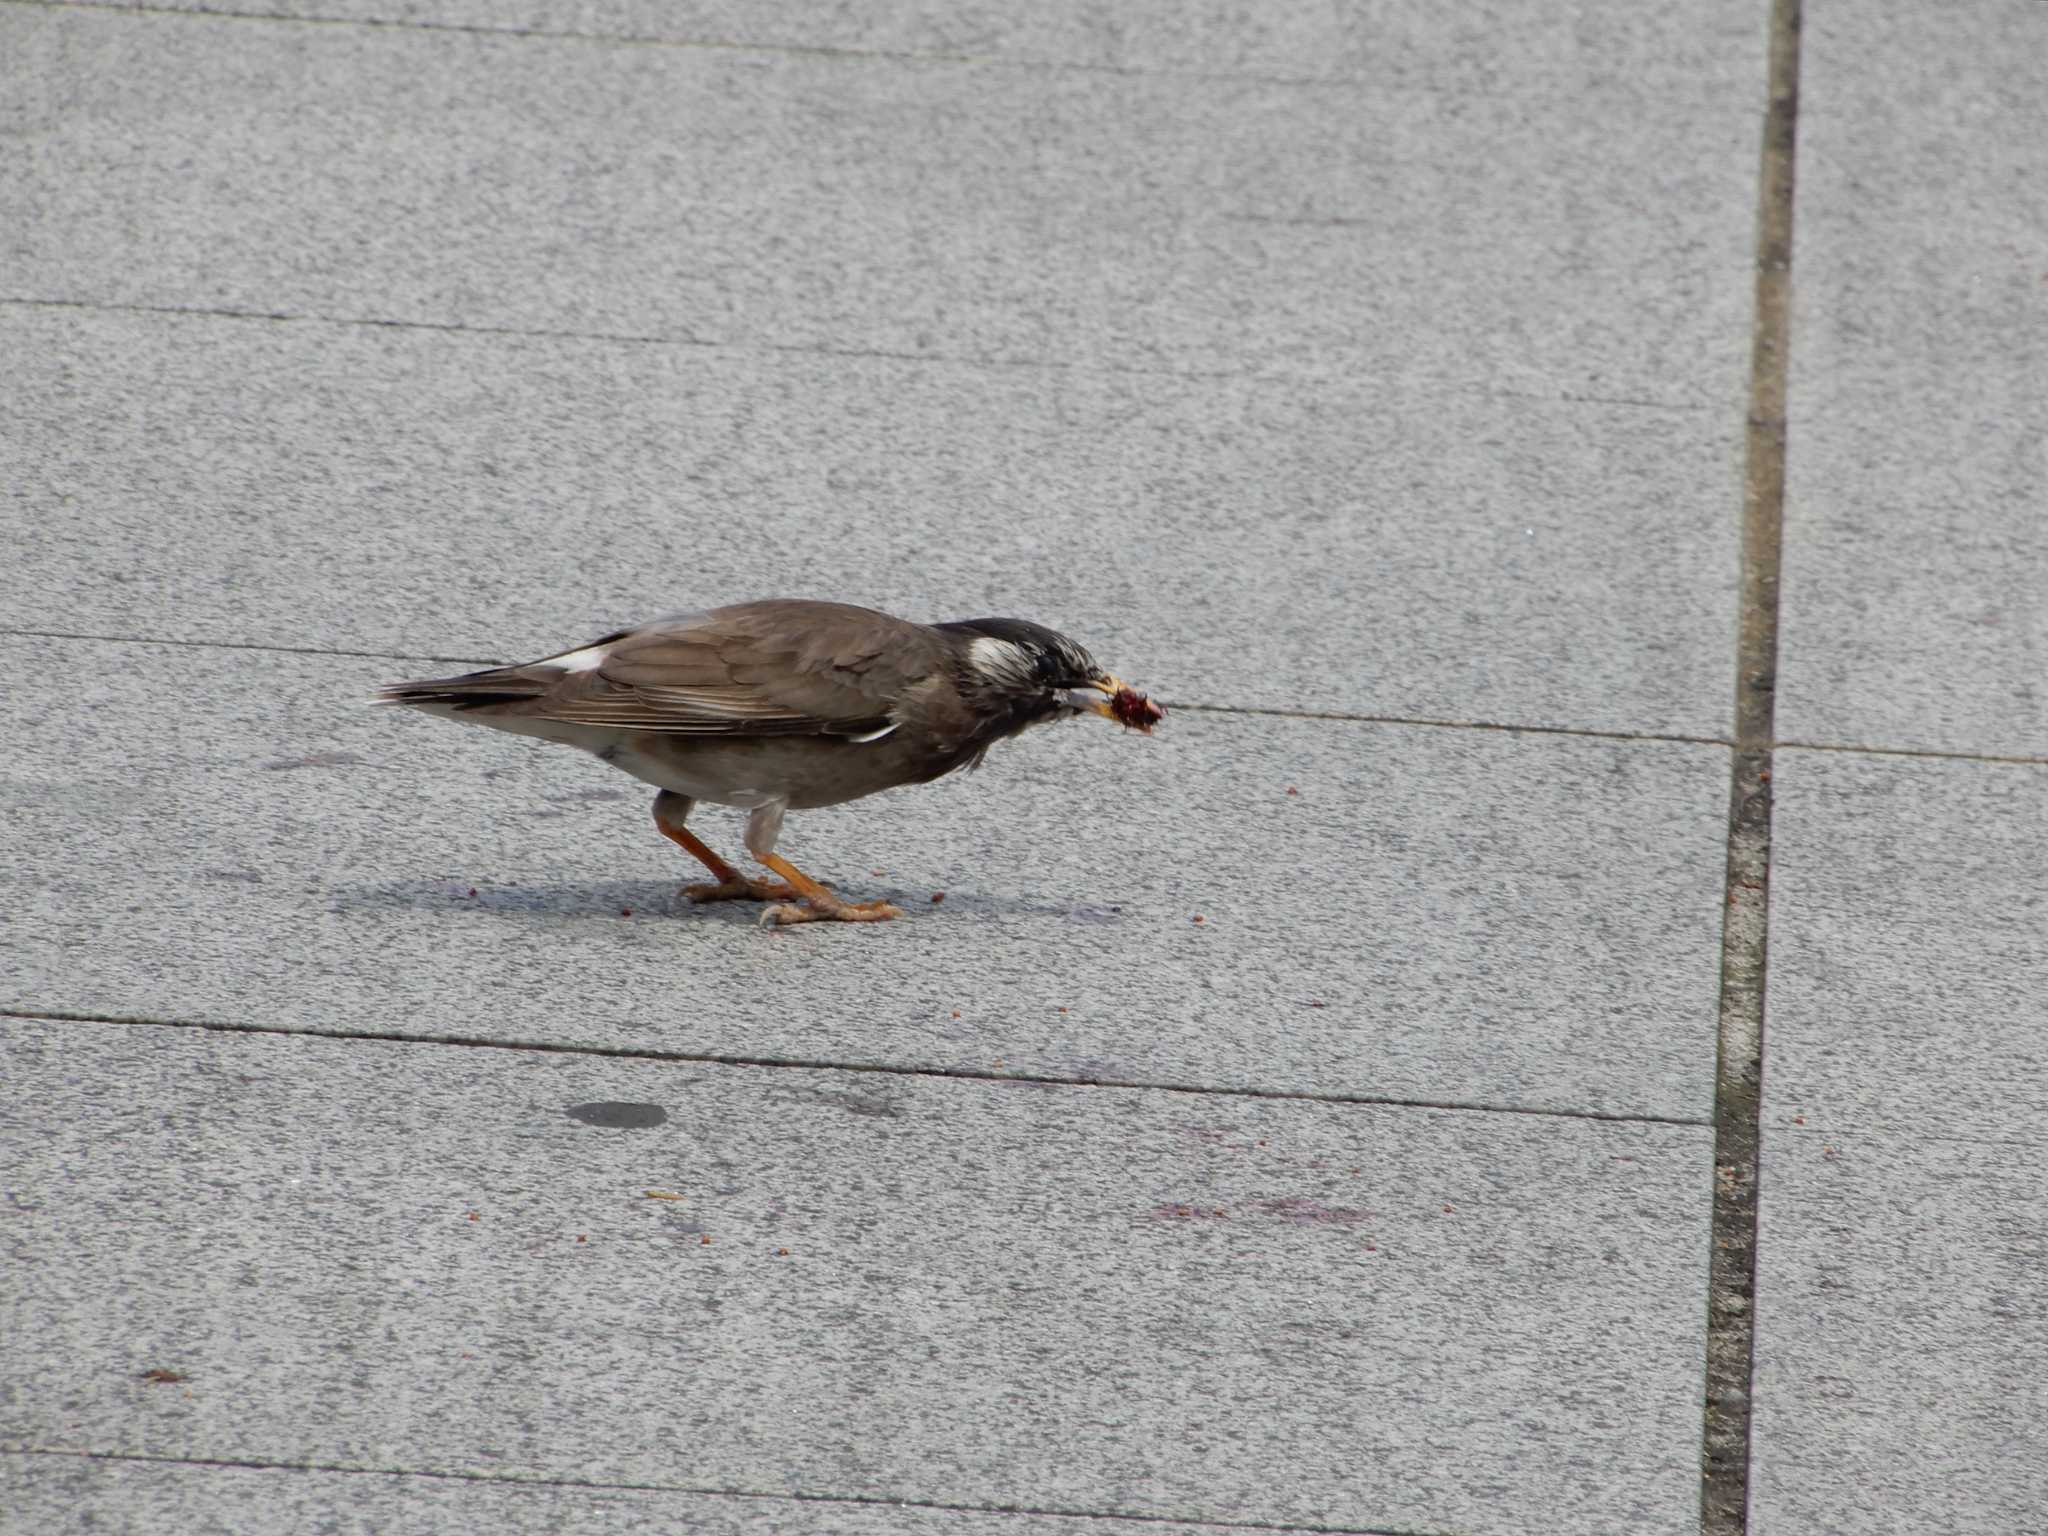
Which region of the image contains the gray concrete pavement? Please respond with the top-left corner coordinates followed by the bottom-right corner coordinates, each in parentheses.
top-left (4, 5), bottom-right (1758, 401)
top-left (1748, 1128), bottom-right (2048, 1536)
top-left (1, 1018), bottom-right (1711, 1534)
top-left (8, 1454), bottom-right (1340, 1535)
top-left (1777, 1), bottom-right (2048, 758)
top-left (0, 304), bottom-right (1743, 736)
top-left (1763, 750), bottom-right (2048, 1133)
top-left (2, 634), bottom-right (1729, 1119)
top-left (65, 0), bottom-right (1765, 93)
top-left (1753, 746), bottom-right (2048, 1534)
top-left (1750, 2), bottom-right (2048, 1530)
top-left (4, 0), bottom-right (2044, 1533)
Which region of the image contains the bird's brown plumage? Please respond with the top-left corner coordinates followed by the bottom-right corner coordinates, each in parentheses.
top-left (376, 598), bottom-right (1145, 925)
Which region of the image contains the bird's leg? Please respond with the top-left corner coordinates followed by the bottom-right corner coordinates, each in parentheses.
top-left (744, 801), bottom-right (901, 927)
top-left (756, 854), bottom-right (902, 925)
top-left (652, 792), bottom-right (802, 903)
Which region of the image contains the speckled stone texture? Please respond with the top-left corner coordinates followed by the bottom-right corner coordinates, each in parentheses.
top-left (0, 1020), bottom-right (1715, 1535)
top-left (1776, 2), bottom-right (2048, 757)
top-left (5, 1453), bottom-right (1339, 1535)
top-left (0, 634), bottom-right (1729, 1121)
top-left (1752, 749), bottom-right (2048, 1534)
top-left (0, 304), bottom-right (1741, 740)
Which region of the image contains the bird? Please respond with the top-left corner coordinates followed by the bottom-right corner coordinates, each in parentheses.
top-left (375, 599), bottom-right (1162, 926)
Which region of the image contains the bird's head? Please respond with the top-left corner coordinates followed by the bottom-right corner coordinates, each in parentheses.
top-left (935, 617), bottom-right (1158, 730)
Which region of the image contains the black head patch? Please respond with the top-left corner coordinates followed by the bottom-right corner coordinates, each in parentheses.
top-left (937, 617), bottom-right (1102, 690)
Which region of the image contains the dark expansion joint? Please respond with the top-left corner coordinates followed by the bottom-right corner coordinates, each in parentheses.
top-left (1701, 1), bottom-right (1801, 1533)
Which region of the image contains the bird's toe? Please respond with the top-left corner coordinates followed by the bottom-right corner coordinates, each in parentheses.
top-left (758, 894), bottom-right (902, 926)
top-left (685, 876), bottom-right (802, 904)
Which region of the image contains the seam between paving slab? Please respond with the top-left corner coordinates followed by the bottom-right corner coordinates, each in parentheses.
top-left (1, 1448), bottom-right (1444, 1536)
top-left (15, 622), bottom-right (2048, 771)
top-left (0, 294), bottom-right (1239, 387)
top-left (11, 0), bottom-right (1720, 107)
top-left (0, 295), bottom-right (1717, 412)
top-left (0, 623), bottom-right (1734, 754)
top-left (0, 1009), bottom-right (1713, 1131)
top-left (1698, 2), bottom-right (1800, 1534)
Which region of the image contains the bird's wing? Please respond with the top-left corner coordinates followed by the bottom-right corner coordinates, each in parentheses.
top-left (521, 601), bottom-right (945, 738)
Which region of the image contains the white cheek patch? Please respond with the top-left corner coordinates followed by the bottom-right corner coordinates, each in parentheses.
top-left (547, 644), bottom-right (611, 674)
top-left (968, 636), bottom-right (1034, 685)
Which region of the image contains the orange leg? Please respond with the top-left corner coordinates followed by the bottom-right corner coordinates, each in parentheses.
top-left (655, 819), bottom-right (803, 905)
top-left (757, 853), bottom-right (902, 926)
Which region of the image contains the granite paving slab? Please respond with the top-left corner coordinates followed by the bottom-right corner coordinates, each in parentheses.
top-left (1749, 1126), bottom-right (2048, 1536)
top-left (0, 634), bottom-right (1730, 1121)
top-left (1754, 746), bottom-right (2048, 1531)
top-left (3, 1451), bottom-right (1335, 1536)
top-left (2, 4), bottom-right (1757, 406)
top-left (0, 304), bottom-right (1743, 738)
top-left (56, 0), bottom-right (1764, 98)
top-left (0, 1017), bottom-right (1717, 1535)
top-left (1776, 0), bottom-right (2048, 757)
top-left (1763, 749), bottom-right (2048, 1135)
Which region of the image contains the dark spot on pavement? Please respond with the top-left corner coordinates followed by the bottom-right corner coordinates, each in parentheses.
top-left (1066, 905), bottom-right (1124, 925)
top-left (787, 1088), bottom-right (905, 1118)
top-left (1248, 1197), bottom-right (1371, 1226)
top-left (264, 752), bottom-right (367, 771)
top-left (1153, 1203), bottom-right (1230, 1221)
top-left (565, 1101), bottom-right (668, 1129)
top-left (140, 1368), bottom-right (189, 1384)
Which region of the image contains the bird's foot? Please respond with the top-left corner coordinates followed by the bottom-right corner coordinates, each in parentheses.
top-left (683, 875), bottom-right (814, 904)
top-left (759, 892), bottom-right (903, 927)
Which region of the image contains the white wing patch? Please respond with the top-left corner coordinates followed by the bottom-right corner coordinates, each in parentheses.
top-left (843, 722), bottom-right (899, 744)
top-left (546, 644), bottom-right (612, 674)
top-left (968, 636), bottom-right (1034, 686)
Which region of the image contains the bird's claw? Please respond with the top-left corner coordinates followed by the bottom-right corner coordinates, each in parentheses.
top-left (759, 895), bottom-right (903, 927)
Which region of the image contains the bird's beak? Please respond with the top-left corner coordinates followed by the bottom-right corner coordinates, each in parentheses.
top-left (1069, 674), bottom-right (1126, 719)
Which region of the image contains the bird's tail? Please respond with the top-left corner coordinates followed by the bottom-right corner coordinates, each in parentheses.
top-left (373, 664), bottom-right (553, 713)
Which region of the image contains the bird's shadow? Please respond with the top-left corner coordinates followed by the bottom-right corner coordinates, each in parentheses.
top-left (333, 878), bottom-right (1125, 926)
top-left (334, 878), bottom-right (754, 924)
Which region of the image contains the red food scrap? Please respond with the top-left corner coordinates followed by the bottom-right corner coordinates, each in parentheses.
top-left (1109, 687), bottom-right (1165, 733)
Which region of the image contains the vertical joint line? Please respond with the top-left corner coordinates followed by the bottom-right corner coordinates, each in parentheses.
top-left (1702, 2), bottom-right (1801, 1534)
